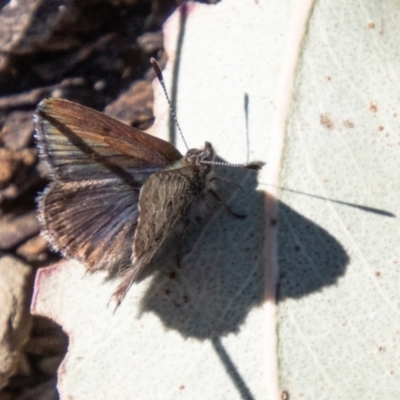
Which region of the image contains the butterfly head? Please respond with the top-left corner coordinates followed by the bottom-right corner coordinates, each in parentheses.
top-left (184, 141), bottom-right (214, 169)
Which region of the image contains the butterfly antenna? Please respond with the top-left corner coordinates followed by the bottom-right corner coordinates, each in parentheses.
top-left (150, 58), bottom-right (189, 150)
top-left (200, 160), bottom-right (263, 170)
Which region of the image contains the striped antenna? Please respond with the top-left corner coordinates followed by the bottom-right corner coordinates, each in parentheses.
top-left (150, 58), bottom-right (189, 150)
top-left (151, 58), bottom-right (262, 171)
top-left (200, 160), bottom-right (262, 170)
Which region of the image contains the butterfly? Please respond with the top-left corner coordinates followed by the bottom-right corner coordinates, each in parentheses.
top-left (35, 65), bottom-right (261, 308)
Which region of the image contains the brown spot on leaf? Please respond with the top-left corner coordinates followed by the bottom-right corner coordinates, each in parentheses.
top-left (343, 120), bottom-right (355, 128)
top-left (370, 102), bottom-right (378, 112)
top-left (320, 113), bottom-right (334, 129)
top-left (367, 22), bottom-right (375, 29)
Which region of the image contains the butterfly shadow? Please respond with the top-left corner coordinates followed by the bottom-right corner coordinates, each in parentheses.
top-left (130, 164), bottom-right (349, 400)
top-left (137, 166), bottom-right (350, 336)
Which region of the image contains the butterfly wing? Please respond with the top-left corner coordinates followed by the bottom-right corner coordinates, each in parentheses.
top-left (35, 98), bottom-right (183, 273)
top-left (35, 98), bottom-right (182, 182)
top-left (39, 179), bottom-right (140, 272)
top-left (112, 165), bottom-right (208, 304)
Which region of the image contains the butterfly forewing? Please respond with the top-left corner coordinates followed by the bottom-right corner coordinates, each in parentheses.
top-left (35, 98), bottom-right (182, 181)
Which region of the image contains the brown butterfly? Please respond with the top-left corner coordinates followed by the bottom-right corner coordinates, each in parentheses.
top-left (35, 61), bottom-right (261, 308)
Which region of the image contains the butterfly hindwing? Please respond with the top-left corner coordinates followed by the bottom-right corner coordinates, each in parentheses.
top-left (39, 179), bottom-right (140, 273)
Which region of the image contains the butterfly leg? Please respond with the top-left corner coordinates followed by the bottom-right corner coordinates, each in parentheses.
top-left (208, 189), bottom-right (246, 219)
top-left (176, 220), bottom-right (190, 269)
